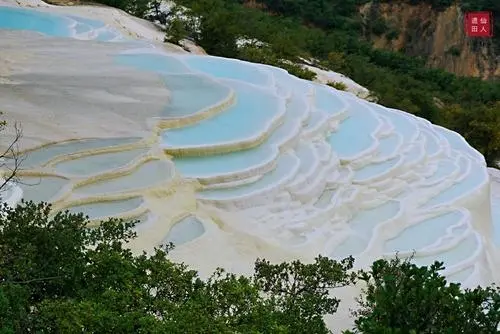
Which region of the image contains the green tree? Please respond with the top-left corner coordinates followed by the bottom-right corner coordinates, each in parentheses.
top-left (0, 201), bottom-right (356, 333)
top-left (349, 257), bottom-right (500, 333)
top-left (165, 17), bottom-right (188, 45)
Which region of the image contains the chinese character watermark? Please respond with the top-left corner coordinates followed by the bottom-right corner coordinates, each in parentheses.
top-left (465, 11), bottom-right (493, 37)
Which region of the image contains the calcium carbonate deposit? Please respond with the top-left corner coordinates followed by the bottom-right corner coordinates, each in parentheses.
top-left (1, 3), bottom-right (499, 329)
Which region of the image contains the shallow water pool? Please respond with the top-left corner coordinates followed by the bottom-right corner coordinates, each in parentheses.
top-left (422, 159), bottom-right (487, 209)
top-left (115, 53), bottom-right (191, 74)
top-left (353, 157), bottom-right (400, 182)
top-left (332, 200), bottom-right (400, 258)
top-left (160, 74), bottom-right (231, 118)
top-left (314, 85), bottom-right (347, 115)
top-left (0, 6), bottom-right (71, 37)
top-left (412, 234), bottom-right (478, 269)
top-left (182, 55), bottom-right (272, 87)
top-left (54, 148), bottom-right (148, 176)
top-left (18, 176), bottom-right (68, 203)
top-left (21, 137), bottom-right (141, 168)
top-left (162, 215), bottom-right (205, 246)
top-left (74, 160), bottom-right (172, 195)
top-left (384, 210), bottom-right (464, 253)
top-left (327, 99), bottom-right (380, 160)
top-left (197, 153), bottom-right (299, 200)
top-left (161, 80), bottom-right (282, 149)
top-left (65, 197), bottom-right (143, 220)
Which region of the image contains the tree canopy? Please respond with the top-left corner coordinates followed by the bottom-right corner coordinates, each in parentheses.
top-left (0, 201), bottom-right (499, 333)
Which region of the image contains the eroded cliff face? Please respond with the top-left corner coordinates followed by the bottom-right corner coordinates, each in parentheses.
top-left (360, 2), bottom-right (499, 80)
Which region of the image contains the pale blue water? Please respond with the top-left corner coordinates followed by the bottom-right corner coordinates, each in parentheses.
top-left (350, 200), bottom-right (401, 239)
top-left (386, 108), bottom-right (419, 144)
top-left (304, 109), bottom-right (328, 132)
top-left (173, 146), bottom-right (275, 178)
top-left (74, 160), bottom-right (172, 195)
top-left (369, 103), bottom-right (419, 144)
top-left (115, 53), bottom-right (191, 74)
top-left (401, 143), bottom-right (423, 166)
top-left (19, 176), bottom-right (68, 203)
top-left (377, 134), bottom-right (401, 159)
top-left (421, 129), bottom-right (440, 156)
top-left (182, 56), bottom-right (272, 86)
top-left (163, 215), bottom-right (205, 246)
top-left (54, 148), bottom-right (149, 176)
top-left (446, 266), bottom-right (474, 284)
top-left (327, 99), bottom-right (380, 159)
top-left (162, 81), bottom-right (281, 147)
top-left (173, 94), bottom-right (303, 178)
top-left (197, 153), bottom-right (298, 200)
top-left (295, 143), bottom-right (316, 174)
top-left (422, 159), bottom-right (456, 184)
top-left (353, 157), bottom-right (400, 182)
top-left (384, 211), bottom-right (464, 253)
top-left (332, 200), bottom-right (400, 258)
top-left (422, 160), bottom-right (487, 209)
top-left (0, 6), bottom-right (71, 36)
top-left (314, 85), bottom-right (347, 115)
top-left (20, 137), bottom-right (141, 168)
top-left (491, 194), bottom-right (500, 247)
top-left (160, 75), bottom-right (231, 118)
top-left (264, 66), bottom-right (312, 95)
top-left (65, 197), bottom-right (143, 220)
top-left (67, 15), bottom-right (105, 29)
top-left (436, 127), bottom-right (484, 162)
top-left (412, 234), bottom-right (478, 269)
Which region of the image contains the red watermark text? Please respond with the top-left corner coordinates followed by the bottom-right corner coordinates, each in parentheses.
top-left (465, 11), bottom-right (493, 37)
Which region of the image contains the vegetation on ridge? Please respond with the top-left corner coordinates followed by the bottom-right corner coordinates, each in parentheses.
top-left (0, 201), bottom-right (499, 333)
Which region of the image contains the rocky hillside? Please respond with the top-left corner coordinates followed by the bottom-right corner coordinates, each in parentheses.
top-left (360, 1), bottom-right (499, 80)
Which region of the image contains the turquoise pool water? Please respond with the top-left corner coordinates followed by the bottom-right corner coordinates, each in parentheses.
top-left (65, 197), bottom-right (143, 220)
top-left (332, 200), bottom-right (401, 258)
top-left (350, 200), bottom-right (401, 239)
top-left (115, 53), bottom-right (191, 74)
top-left (160, 74), bottom-right (231, 118)
top-left (353, 157), bottom-right (400, 182)
top-left (370, 104), bottom-right (419, 144)
top-left (376, 134), bottom-right (401, 159)
top-left (421, 129), bottom-right (441, 156)
top-left (197, 153), bottom-right (298, 200)
top-left (21, 137), bottom-right (141, 168)
top-left (421, 159), bottom-right (456, 185)
top-left (174, 146), bottom-right (275, 178)
top-left (412, 234), bottom-right (478, 268)
top-left (182, 55), bottom-right (272, 87)
top-left (163, 215), bottom-right (205, 246)
top-left (74, 160), bottom-right (172, 195)
top-left (161, 81), bottom-right (282, 148)
top-left (0, 6), bottom-right (71, 37)
top-left (327, 99), bottom-right (380, 159)
top-left (446, 266), bottom-right (474, 283)
top-left (173, 93), bottom-right (304, 178)
top-left (18, 176), bottom-right (68, 203)
top-left (384, 210), bottom-right (464, 253)
top-left (422, 159), bottom-right (487, 209)
top-left (314, 85), bottom-right (347, 115)
top-left (436, 127), bottom-right (484, 162)
top-left (54, 148), bottom-right (149, 176)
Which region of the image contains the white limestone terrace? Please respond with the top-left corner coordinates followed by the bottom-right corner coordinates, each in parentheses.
top-left (0, 4), bottom-right (499, 331)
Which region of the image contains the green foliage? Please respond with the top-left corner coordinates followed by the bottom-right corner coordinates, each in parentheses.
top-left (0, 201), bottom-right (356, 333)
top-left (327, 81), bottom-right (348, 91)
top-left (164, 17), bottom-right (188, 45)
top-left (351, 256), bottom-right (500, 333)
